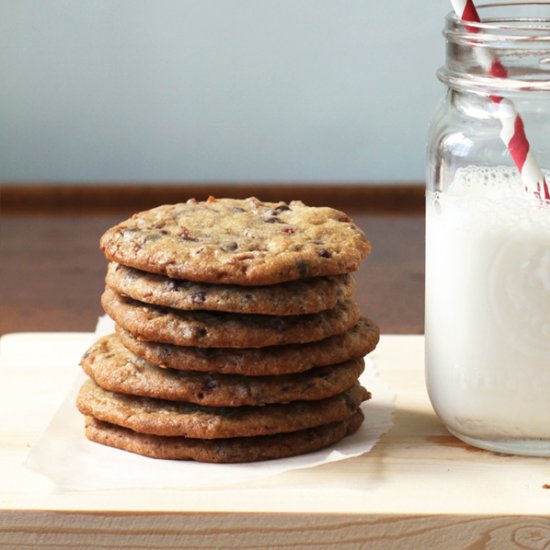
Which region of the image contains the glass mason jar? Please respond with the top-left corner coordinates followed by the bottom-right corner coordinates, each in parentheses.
top-left (426, 2), bottom-right (550, 456)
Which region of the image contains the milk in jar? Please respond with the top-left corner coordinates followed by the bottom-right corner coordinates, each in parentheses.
top-left (426, 3), bottom-right (550, 455)
top-left (425, 166), bottom-right (550, 454)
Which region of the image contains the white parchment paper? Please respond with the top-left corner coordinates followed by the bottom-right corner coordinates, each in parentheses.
top-left (26, 316), bottom-right (395, 490)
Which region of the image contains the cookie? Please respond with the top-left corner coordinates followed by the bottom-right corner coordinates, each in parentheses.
top-left (105, 262), bottom-right (356, 316)
top-left (81, 333), bottom-right (365, 407)
top-left (84, 411), bottom-right (364, 463)
top-left (76, 379), bottom-right (370, 438)
top-left (102, 288), bottom-right (360, 348)
top-left (99, 197), bottom-right (371, 286)
top-left (116, 317), bottom-right (379, 376)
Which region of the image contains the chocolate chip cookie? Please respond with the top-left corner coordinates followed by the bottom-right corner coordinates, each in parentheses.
top-left (116, 317), bottom-right (379, 376)
top-left (84, 411), bottom-right (364, 463)
top-left (102, 288), bottom-right (360, 348)
top-left (105, 262), bottom-right (355, 315)
top-left (77, 379), bottom-right (370, 438)
top-left (81, 333), bottom-right (365, 406)
top-left (99, 197), bottom-right (371, 286)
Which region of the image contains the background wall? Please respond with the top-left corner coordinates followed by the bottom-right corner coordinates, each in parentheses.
top-left (0, 0), bottom-right (449, 184)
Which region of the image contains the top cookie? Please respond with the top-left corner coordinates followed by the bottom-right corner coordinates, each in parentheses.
top-left (99, 197), bottom-right (371, 286)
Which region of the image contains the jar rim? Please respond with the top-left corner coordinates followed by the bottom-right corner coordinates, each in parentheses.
top-left (441, 2), bottom-right (550, 92)
top-left (446, 2), bottom-right (550, 40)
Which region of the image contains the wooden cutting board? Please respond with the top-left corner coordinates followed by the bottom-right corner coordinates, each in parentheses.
top-left (0, 333), bottom-right (548, 549)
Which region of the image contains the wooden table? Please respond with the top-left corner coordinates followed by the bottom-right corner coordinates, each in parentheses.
top-left (2, 184), bottom-right (548, 548)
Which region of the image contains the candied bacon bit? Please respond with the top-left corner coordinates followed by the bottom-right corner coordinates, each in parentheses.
top-left (234, 253), bottom-right (255, 261)
top-left (177, 227), bottom-right (198, 241)
top-left (207, 195), bottom-right (217, 203)
top-left (247, 197), bottom-right (262, 210)
top-left (282, 226), bottom-right (296, 234)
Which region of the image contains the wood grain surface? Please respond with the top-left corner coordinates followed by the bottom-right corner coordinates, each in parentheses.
top-left (0, 184), bottom-right (425, 335)
top-left (3, 512), bottom-right (550, 549)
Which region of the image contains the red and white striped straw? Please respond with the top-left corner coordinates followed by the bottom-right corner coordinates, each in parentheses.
top-left (450, 0), bottom-right (550, 201)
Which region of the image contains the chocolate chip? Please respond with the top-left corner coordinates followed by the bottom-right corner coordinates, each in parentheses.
top-left (274, 204), bottom-right (290, 212)
top-left (194, 327), bottom-right (208, 338)
top-left (191, 291), bottom-right (206, 303)
top-left (200, 376), bottom-right (219, 393)
top-left (213, 445), bottom-right (242, 459)
top-left (143, 232), bottom-right (163, 243)
top-left (319, 249), bottom-right (332, 258)
top-left (199, 348), bottom-right (219, 358)
top-left (221, 241), bottom-right (238, 252)
top-left (270, 318), bottom-right (285, 331)
top-left (343, 394), bottom-right (357, 412)
top-left (262, 209), bottom-right (285, 223)
top-left (163, 280), bottom-right (178, 291)
top-left (296, 260), bottom-right (310, 278)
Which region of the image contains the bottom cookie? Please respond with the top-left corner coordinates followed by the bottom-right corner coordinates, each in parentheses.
top-left (84, 410), bottom-right (364, 463)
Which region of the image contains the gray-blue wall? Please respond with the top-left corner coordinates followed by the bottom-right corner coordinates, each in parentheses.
top-left (1, 0), bottom-right (449, 183)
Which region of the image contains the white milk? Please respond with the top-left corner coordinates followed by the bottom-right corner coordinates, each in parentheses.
top-left (425, 166), bottom-right (550, 452)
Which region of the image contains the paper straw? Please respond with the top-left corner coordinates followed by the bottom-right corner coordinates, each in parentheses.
top-left (450, 0), bottom-right (550, 201)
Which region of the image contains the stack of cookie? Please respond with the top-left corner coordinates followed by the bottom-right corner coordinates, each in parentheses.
top-left (77, 197), bottom-right (379, 463)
